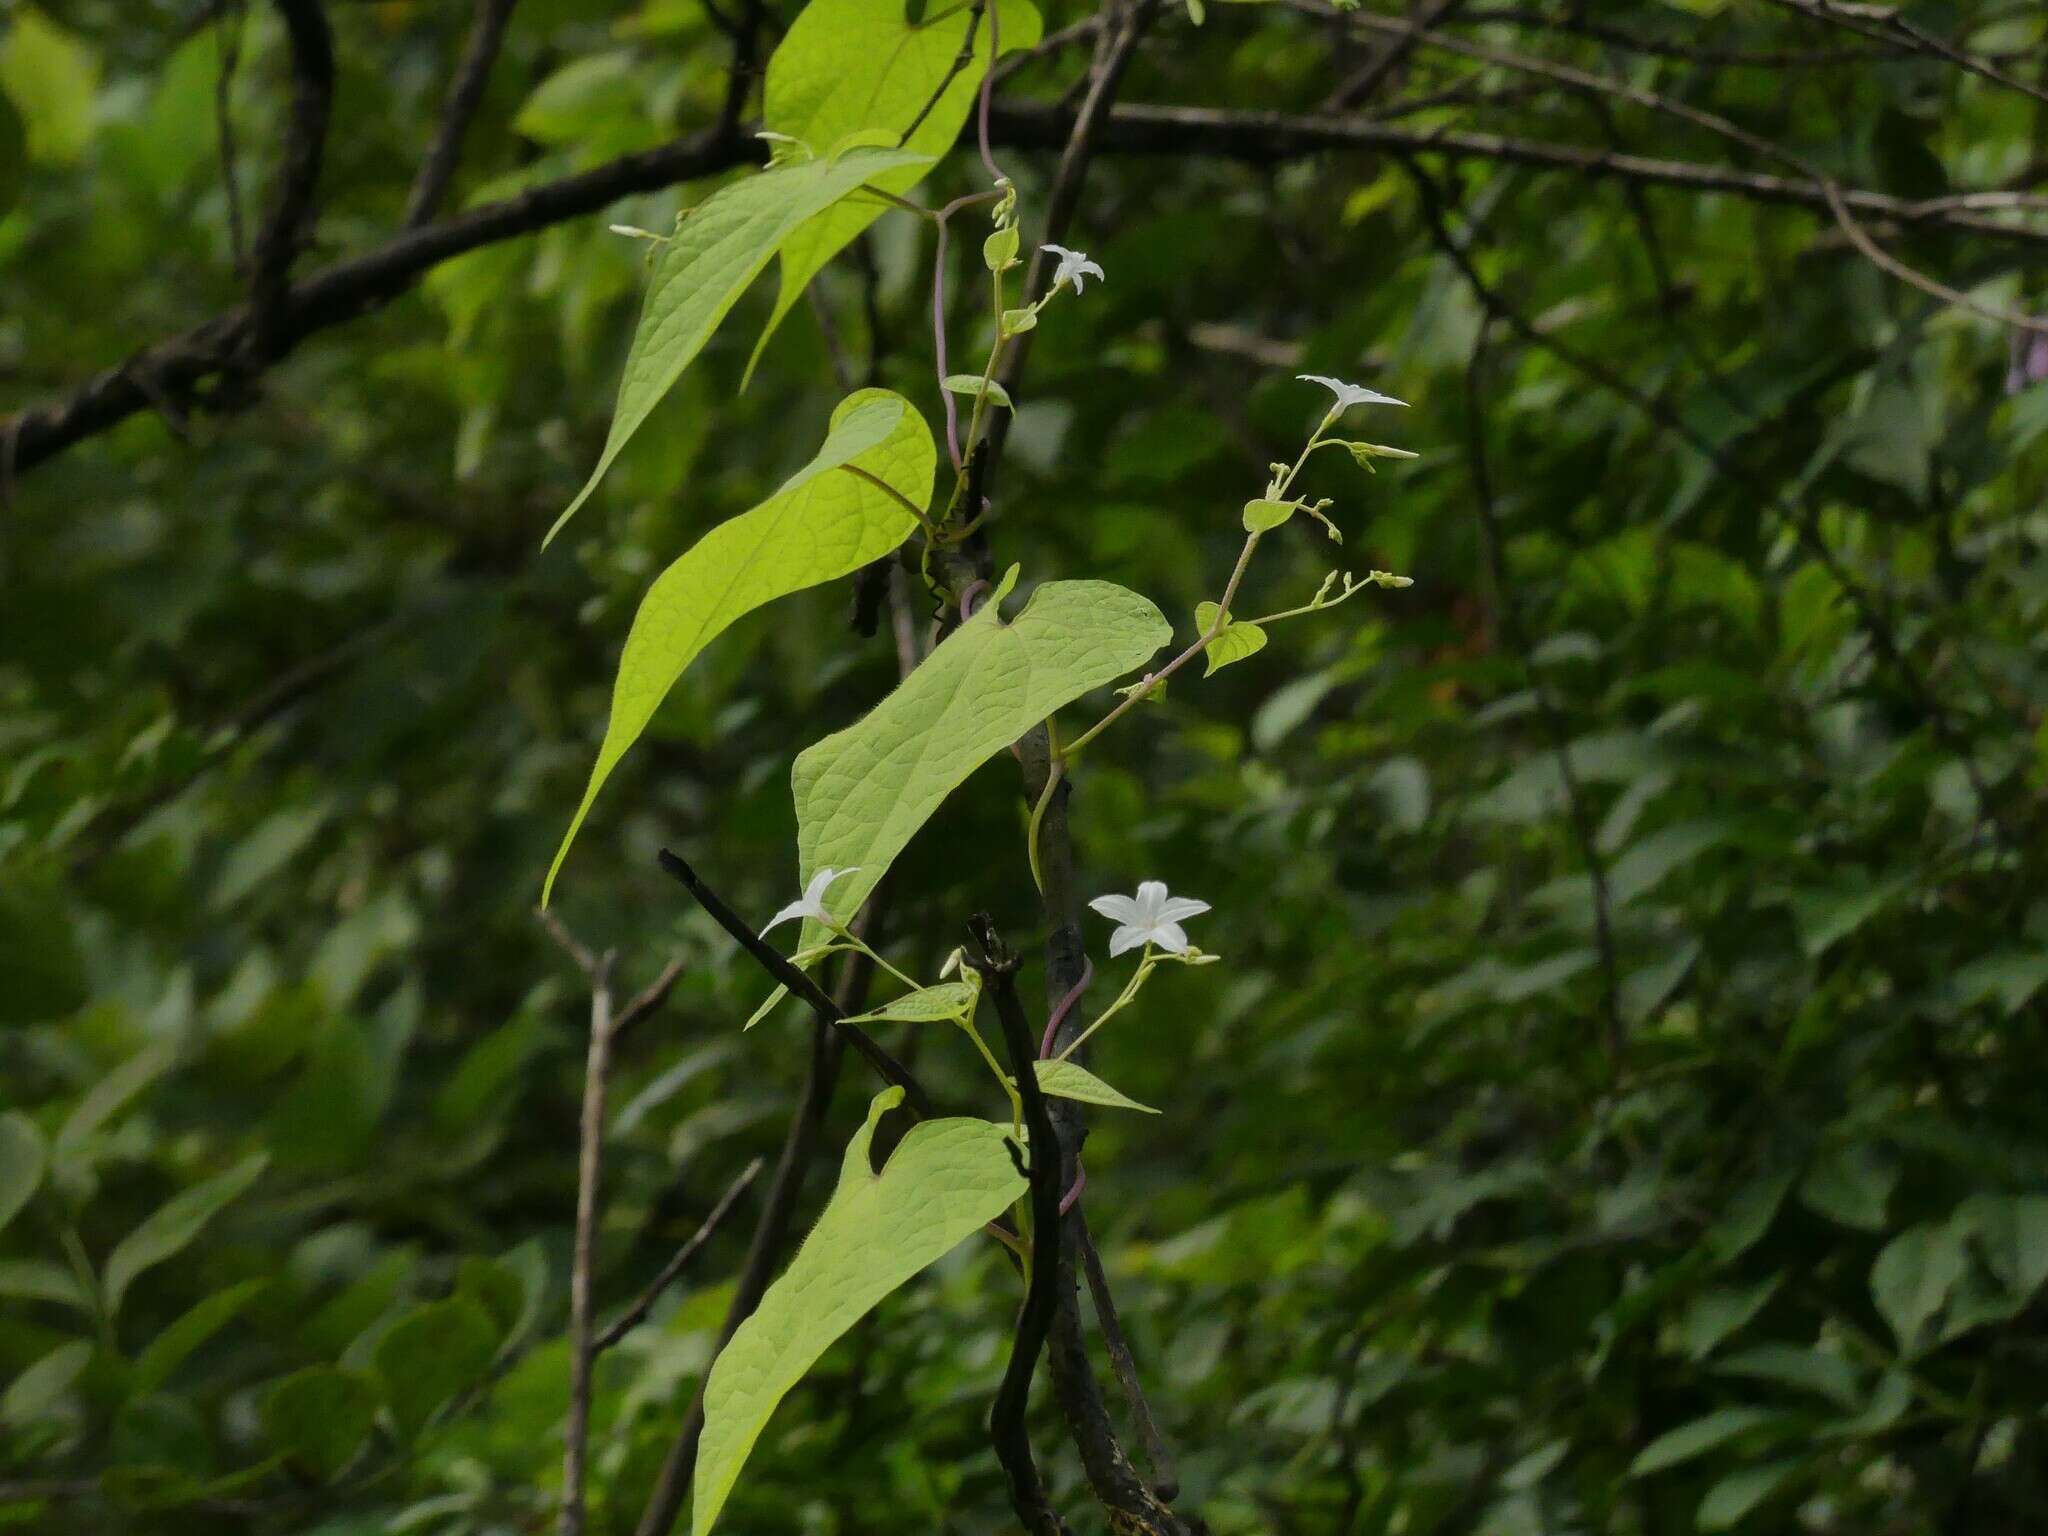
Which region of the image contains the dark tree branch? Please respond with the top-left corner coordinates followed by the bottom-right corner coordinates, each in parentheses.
top-left (11, 99), bottom-right (2048, 482)
top-left (245, 0), bottom-right (336, 366)
top-left (655, 848), bottom-right (936, 1119)
top-left (402, 0), bottom-right (520, 228)
top-left (594, 1156), bottom-right (765, 1353)
top-left (968, 914), bottom-right (1072, 1536)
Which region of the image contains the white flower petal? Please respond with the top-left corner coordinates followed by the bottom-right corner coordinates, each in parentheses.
top-left (1297, 373), bottom-right (1407, 411)
top-left (761, 898), bottom-right (811, 935)
top-left (1107, 925), bottom-right (1149, 957)
top-left (1154, 897), bottom-right (1211, 923)
top-left (1150, 921), bottom-right (1191, 954)
top-left (1089, 894), bottom-right (1145, 924)
top-left (1133, 880), bottom-right (1169, 920)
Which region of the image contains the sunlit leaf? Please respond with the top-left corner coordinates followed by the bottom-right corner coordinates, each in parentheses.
top-left (1035, 1058), bottom-right (1160, 1114)
top-left (693, 1086), bottom-right (1026, 1535)
top-left (845, 982), bottom-right (977, 1024)
top-left (1195, 601), bottom-right (1267, 677)
top-left (546, 146), bottom-right (931, 543)
top-left (546, 389), bottom-right (933, 900)
top-left (790, 567), bottom-right (1168, 951)
top-left (745, 0), bottom-right (1042, 378)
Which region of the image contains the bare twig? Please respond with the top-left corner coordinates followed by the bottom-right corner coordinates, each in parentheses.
top-left (614, 957), bottom-right (689, 1045)
top-left (1765, 0), bottom-right (2048, 109)
top-left (558, 939), bottom-right (618, 1536)
top-left (654, 849), bottom-right (936, 1119)
top-left (1076, 1210), bottom-right (1179, 1501)
top-left (403, 0), bottom-right (520, 228)
top-left (969, 914), bottom-right (1072, 1536)
top-left (594, 1156), bottom-right (765, 1352)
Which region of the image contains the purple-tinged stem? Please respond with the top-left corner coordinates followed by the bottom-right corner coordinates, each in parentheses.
top-left (1042, 955), bottom-right (1094, 1058)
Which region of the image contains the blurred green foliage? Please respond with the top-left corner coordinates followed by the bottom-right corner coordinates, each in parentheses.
top-left (5, 0), bottom-right (2048, 1532)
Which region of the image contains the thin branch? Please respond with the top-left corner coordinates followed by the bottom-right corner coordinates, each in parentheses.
top-left (1764, 0), bottom-right (2048, 109)
top-left (1076, 1209), bottom-right (1179, 1500)
top-left (986, 102), bottom-right (2048, 247)
top-left (655, 849), bottom-right (937, 1119)
top-left (593, 1156), bottom-right (765, 1352)
top-left (1323, 0), bottom-right (1466, 111)
top-left (613, 956), bottom-right (688, 1044)
top-left (245, 0), bottom-right (336, 366)
top-left (968, 914), bottom-right (1071, 1536)
top-left (402, 0), bottom-right (520, 228)
top-left (560, 944), bottom-right (618, 1536)
top-left (13, 101), bottom-right (2048, 480)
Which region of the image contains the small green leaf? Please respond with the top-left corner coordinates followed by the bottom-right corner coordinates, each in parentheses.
top-left (546, 147), bottom-right (931, 544)
top-left (742, 983), bottom-right (792, 1032)
top-left (1712, 1345), bottom-right (1861, 1410)
top-left (103, 1152), bottom-right (268, 1316)
top-left (693, 1087), bottom-right (1026, 1535)
top-left (1001, 307), bottom-right (1038, 335)
top-left (134, 1278), bottom-right (271, 1395)
top-left (374, 1298), bottom-right (498, 1440)
top-left (0, 1258), bottom-right (92, 1312)
top-left (941, 374), bottom-right (1013, 409)
top-left (1628, 1406), bottom-right (1782, 1477)
top-left (1034, 1059), bottom-right (1160, 1114)
top-left (1957, 1193), bottom-right (2048, 1300)
top-left (1678, 1275), bottom-right (1780, 1360)
top-left (1195, 601), bottom-right (1268, 677)
top-left (1696, 1460), bottom-right (1800, 1531)
top-left (790, 568), bottom-right (1167, 951)
top-left (1, 1340), bottom-right (93, 1426)
top-left (545, 390), bottom-right (934, 902)
top-left (55, 1039), bottom-right (176, 1165)
top-left (1871, 1220), bottom-right (1968, 1353)
top-left (263, 1367), bottom-right (380, 1481)
top-left (0, 1112), bottom-right (47, 1236)
top-left (983, 225), bottom-right (1020, 272)
top-left (845, 982), bottom-right (977, 1024)
top-left (1242, 498), bottom-right (1297, 533)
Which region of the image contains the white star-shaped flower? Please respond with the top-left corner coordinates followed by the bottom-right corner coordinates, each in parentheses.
top-left (1298, 374), bottom-right (1408, 413)
top-left (1043, 244), bottom-right (1105, 295)
top-left (762, 866), bottom-right (859, 935)
top-left (1088, 880), bottom-right (1210, 957)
